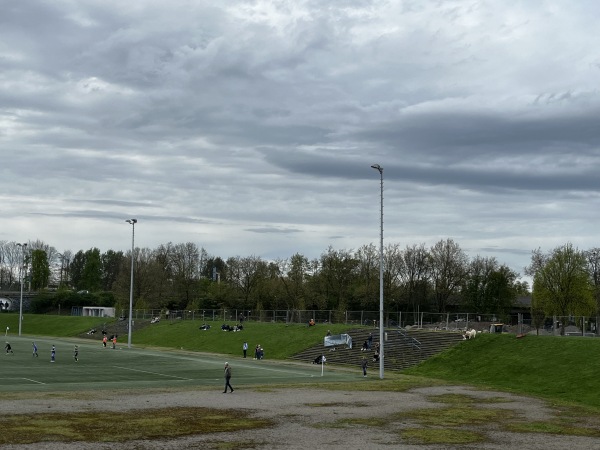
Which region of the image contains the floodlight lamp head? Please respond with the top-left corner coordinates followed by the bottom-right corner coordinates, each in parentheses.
top-left (126, 219), bottom-right (137, 224)
top-left (371, 164), bottom-right (383, 173)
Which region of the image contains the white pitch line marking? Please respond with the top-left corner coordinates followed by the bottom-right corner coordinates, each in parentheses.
top-left (114, 366), bottom-right (191, 381)
top-left (22, 378), bottom-right (46, 385)
top-left (0, 378), bottom-right (46, 385)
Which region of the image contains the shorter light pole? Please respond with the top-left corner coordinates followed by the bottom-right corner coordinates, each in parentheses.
top-left (17, 243), bottom-right (27, 336)
top-left (125, 219), bottom-right (137, 348)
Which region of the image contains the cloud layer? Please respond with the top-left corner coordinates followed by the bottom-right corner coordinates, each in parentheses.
top-left (2, 1), bottom-right (600, 277)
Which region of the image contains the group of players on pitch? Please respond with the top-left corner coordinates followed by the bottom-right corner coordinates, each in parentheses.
top-left (5, 341), bottom-right (78, 362)
top-left (5, 332), bottom-right (120, 362)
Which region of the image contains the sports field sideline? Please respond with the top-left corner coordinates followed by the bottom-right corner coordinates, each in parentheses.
top-left (0, 335), bottom-right (356, 393)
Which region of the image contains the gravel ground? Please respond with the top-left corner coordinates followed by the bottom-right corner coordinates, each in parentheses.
top-left (3, 384), bottom-right (600, 449)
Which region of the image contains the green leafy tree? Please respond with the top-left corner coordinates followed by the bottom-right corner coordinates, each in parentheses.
top-left (101, 250), bottom-right (124, 291)
top-left (82, 248), bottom-right (102, 292)
top-left (70, 250), bottom-right (86, 290)
top-left (585, 248), bottom-right (600, 317)
top-left (531, 243), bottom-right (595, 335)
top-left (486, 265), bottom-right (519, 313)
top-left (463, 257), bottom-right (518, 314)
top-left (531, 304), bottom-right (546, 335)
top-left (30, 249), bottom-right (51, 290)
top-left (318, 246), bottom-right (359, 312)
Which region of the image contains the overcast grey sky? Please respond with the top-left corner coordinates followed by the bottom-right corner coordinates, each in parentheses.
top-left (2, 1), bottom-right (599, 279)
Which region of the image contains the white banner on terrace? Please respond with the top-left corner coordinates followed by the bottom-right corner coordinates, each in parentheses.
top-left (324, 334), bottom-right (352, 349)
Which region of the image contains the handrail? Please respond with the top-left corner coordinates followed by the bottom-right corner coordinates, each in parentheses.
top-left (397, 329), bottom-right (421, 351)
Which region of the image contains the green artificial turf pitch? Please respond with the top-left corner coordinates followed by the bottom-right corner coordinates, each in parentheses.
top-left (0, 336), bottom-right (353, 393)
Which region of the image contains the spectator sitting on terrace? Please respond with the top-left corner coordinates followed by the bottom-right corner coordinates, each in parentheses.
top-left (308, 319), bottom-right (315, 327)
top-left (326, 329), bottom-right (332, 336)
top-left (150, 316), bottom-right (160, 324)
top-left (199, 324), bottom-right (211, 330)
top-left (221, 324), bottom-right (232, 331)
top-left (361, 340), bottom-right (369, 351)
top-left (313, 354), bottom-right (326, 364)
top-left (373, 351), bottom-right (380, 363)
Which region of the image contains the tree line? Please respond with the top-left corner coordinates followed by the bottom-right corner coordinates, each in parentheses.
top-left (1, 238), bottom-right (538, 317)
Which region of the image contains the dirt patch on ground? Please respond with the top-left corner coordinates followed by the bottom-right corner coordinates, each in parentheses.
top-left (2, 385), bottom-right (600, 449)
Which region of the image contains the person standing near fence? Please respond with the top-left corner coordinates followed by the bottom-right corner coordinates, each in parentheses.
top-left (223, 362), bottom-right (234, 393)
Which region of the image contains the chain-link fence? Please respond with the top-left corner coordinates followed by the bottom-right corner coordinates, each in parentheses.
top-left (122, 309), bottom-right (526, 329)
top-left (76, 307), bottom-right (600, 337)
top-left (529, 315), bottom-right (600, 336)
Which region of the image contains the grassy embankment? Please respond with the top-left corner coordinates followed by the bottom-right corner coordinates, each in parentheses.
top-left (4, 313), bottom-right (600, 410)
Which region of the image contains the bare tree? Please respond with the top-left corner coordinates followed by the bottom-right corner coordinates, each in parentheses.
top-left (399, 243), bottom-right (431, 316)
top-left (430, 238), bottom-right (469, 312)
top-left (227, 255), bottom-right (268, 310)
top-left (354, 243), bottom-right (379, 310)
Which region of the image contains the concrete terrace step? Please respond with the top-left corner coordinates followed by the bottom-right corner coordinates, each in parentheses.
top-left (289, 328), bottom-right (466, 371)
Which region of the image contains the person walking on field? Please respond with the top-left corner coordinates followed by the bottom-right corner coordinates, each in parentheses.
top-left (242, 341), bottom-right (248, 358)
top-left (223, 362), bottom-right (234, 393)
top-left (112, 336), bottom-right (117, 349)
top-left (73, 345), bottom-right (79, 362)
top-left (361, 356), bottom-right (368, 377)
top-left (102, 335), bottom-right (107, 348)
top-left (50, 345), bottom-right (56, 362)
top-left (32, 341), bottom-right (38, 357)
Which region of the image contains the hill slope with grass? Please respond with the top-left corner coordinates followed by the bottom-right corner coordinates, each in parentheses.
top-left (405, 333), bottom-right (600, 409)
top-left (131, 320), bottom-right (348, 359)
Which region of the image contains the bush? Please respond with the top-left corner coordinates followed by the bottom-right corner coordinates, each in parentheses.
top-left (29, 290), bottom-right (116, 314)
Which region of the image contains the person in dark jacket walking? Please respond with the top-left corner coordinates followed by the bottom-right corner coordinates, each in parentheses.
top-left (223, 362), bottom-right (234, 393)
top-left (361, 356), bottom-right (368, 377)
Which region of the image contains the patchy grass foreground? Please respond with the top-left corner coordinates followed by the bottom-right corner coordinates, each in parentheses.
top-left (1, 407), bottom-right (273, 445)
top-left (312, 391), bottom-right (600, 446)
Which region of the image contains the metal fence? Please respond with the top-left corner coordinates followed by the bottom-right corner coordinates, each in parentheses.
top-left (122, 309), bottom-right (525, 328)
top-left (67, 306), bottom-right (600, 337)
